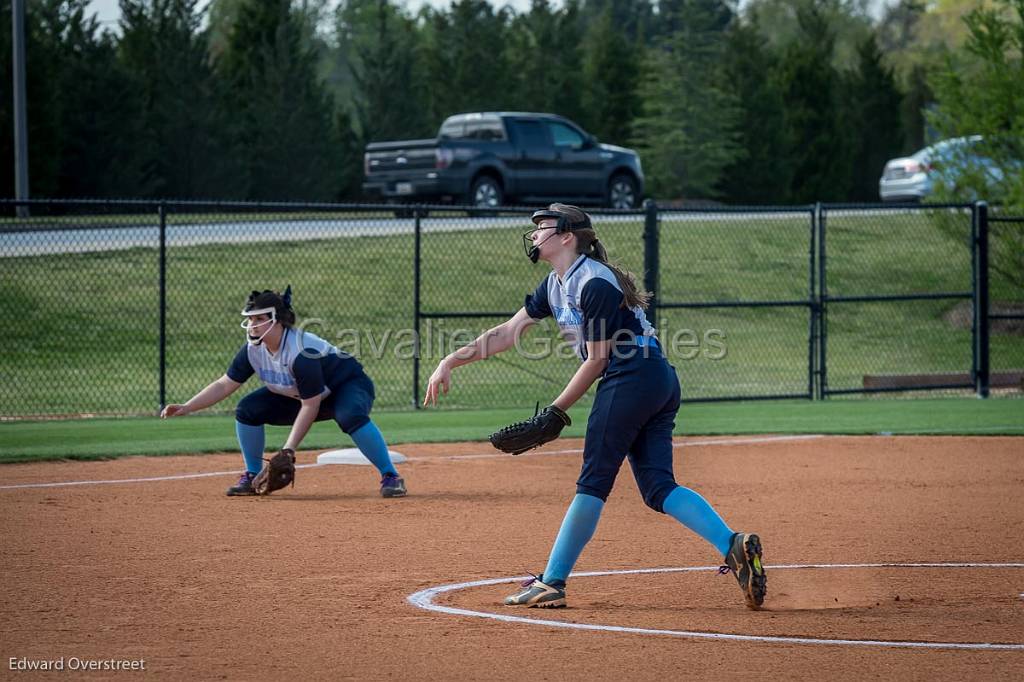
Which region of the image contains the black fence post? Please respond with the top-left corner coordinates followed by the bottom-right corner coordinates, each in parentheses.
top-left (974, 201), bottom-right (990, 398)
top-left (816, 202), bottom-right (828, 399)
top-left (808, 205), bottom-right (817, 400)
top-left (643, 199), bottom-right (659, 329)
top-left (158, 202), bottom-right (167, 412)
top-left (412, 207), bottom-right (422, 408)
top-left (971, 202), bottom-right (979, 388)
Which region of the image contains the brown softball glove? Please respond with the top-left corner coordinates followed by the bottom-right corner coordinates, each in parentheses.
top-left (252, 448), bottom-right (296, 495)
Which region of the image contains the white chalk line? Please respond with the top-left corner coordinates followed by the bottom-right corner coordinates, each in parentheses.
top-left (885, 425), bottom-right (1024, 435)
top-left (407, 563), bottom-right (1024, 651)
top-left (433, 434), bottom-right (826, 461)
top-left (0, 434), bottom-right (823, 491)
top-left (0, 463), bottom-right (325, 490)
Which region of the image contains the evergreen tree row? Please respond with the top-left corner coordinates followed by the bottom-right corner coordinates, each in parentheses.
top-left (1, 0), bottom-right (927, 203)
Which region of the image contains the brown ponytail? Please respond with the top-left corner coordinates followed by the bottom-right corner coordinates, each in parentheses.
top-left (575, 230), bottom-right (651, 310)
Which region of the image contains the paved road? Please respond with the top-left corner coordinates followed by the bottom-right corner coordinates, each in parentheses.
top-left (1, 210), bottom-right (818, 257)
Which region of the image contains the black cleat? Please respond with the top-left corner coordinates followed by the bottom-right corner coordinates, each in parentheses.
top-left (723, 532), bottom-right (767, 610)
top-left (380, 473), bottom-right (407, 498)
top-left (226, 471), bottom-right (256, 496)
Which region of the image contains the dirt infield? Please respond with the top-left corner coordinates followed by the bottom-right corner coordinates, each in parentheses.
top-left (1, 435), bottom-right (1022, 680)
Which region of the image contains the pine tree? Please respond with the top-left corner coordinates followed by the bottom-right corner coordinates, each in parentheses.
top-left (899, 64), bottom-right (931, 153)
top-left (502, 0), bottom-right (586, 123)
top-left (718, 17), bottom-right (792, 204)
top-left (334, 106), bottom-right (362, 199)
top-left (772, 2), bottom-right (852, 202)
top-left (846, 34), bottom-right (904, 201)
top-left (119, 0), bottom-right (241, 199)
top-left (578, 0), bottom-right (655, 42)
top-left (579, 5), bottom-right (639, 144)
top-left (335, 0), bottom-right (427, 144)
top-left (655, 0), bottom-right (733, 36)
top-left (745, 0), bottom-right (874, 71)
top-left (217, 0), bottom-right (339, 200)
top-left (420, 0), bottom-right (513, 122)
top-left (631, 0), bottom-right (741, 200)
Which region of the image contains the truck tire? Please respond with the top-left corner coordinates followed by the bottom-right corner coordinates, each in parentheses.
top-left (607, 174), bottom-right (638, 209)
top-left (470, 175), bottom-right (503, 209)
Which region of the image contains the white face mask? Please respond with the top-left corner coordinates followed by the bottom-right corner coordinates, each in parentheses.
top-left (240, 306), bottom-right (277, 346)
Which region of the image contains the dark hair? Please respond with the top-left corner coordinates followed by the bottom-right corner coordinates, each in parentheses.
top-left (548, 204), bottom-right (651, 310)
top-left (244, 288), bottom-right (296, 327)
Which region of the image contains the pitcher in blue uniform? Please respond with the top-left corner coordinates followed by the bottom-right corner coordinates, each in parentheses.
top-left (161, 287), bottom-right (406, 498)
top-left (423, 204), bottom-right (765, 609)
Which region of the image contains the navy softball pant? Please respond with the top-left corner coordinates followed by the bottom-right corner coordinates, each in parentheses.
top-left (235, 373), bottom-right (375, 435)
top-left (576, 352), bottom-right (682, 512)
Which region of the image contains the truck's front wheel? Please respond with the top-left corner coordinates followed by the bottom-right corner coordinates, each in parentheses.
top-left (470, 175), bottom-right (503, 208)
top-left (607, 174), bottom-right (638, 209)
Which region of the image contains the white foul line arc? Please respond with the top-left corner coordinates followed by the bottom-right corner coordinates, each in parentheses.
top-left (406, 563), bottom-right (1024, 651)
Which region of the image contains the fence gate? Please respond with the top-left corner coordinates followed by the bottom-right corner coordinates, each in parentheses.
top-left (817, 203), bottom-right (979, 398)
top-left (985, 212), bottom-right (1024, 396)
top-left (651, 205), bottom-right (816, 402)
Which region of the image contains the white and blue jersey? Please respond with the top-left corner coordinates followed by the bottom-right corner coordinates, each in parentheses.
top-left (523, 254), bottom-right (656, 361)
top-left (526, 254), bottom-right (680, 512)
top-left (226, 329), bottom-right (364, 400)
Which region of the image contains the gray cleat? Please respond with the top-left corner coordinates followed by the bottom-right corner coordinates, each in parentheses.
top-left (504, 575), bottom-right (566, 608)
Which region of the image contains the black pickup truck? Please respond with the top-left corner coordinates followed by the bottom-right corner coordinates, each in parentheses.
top-left (362, 112), bottom-right (644, 209)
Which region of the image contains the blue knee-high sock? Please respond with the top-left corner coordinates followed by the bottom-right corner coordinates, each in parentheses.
top-left (235, 421), bottom-right (265, 475)
top-left (543, 493), bottom-right (605, 586)
top-left (350, 421), bottom-right (396, 476)
top-left (662, 486), bottom-right (735, 557)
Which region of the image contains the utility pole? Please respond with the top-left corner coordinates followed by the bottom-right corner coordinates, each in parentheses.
top-left (12, 0), bottom-right (30, 217)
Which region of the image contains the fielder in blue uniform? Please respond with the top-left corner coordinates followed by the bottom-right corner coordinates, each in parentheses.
top-left (161, 288), bottom-right (406, 498)
top-left (423, 204), bottom-right (765, 609)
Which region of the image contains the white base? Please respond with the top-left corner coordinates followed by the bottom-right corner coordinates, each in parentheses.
top-left (317, 448), bottom-right (407, 466)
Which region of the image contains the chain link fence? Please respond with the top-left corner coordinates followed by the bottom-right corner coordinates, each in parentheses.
top-left (1, 201), bottom-right (417, 417)
top-left (987, 214), bottom-right (1024, 390)
top-left (1, 199), bottom-right (1018, 419)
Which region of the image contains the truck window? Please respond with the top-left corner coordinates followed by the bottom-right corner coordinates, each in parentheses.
top-left (547, 122), bottom-right (585, 148)
top-left (440, 116), bottom-right (506, 141)
top-left (511, 119), bottom-right (549, 149)
top-left (439, 119), bottom-right (465, 139)
top-left (464, 118), bottom-right (506, 141)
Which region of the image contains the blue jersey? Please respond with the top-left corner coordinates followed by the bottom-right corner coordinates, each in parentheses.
top-left (524, 254), bottom-right (655, 360)
top-left (226, 328), bottom-right (364, 400)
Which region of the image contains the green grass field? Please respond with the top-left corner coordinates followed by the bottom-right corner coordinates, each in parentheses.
top-left (1, 208), bottom-right (1022, 417)
top-left (0, 398), bottom-right (1020, 463)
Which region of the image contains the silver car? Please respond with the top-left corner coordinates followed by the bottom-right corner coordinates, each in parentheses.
top-left (879, 136), bottom-right (983, 202)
